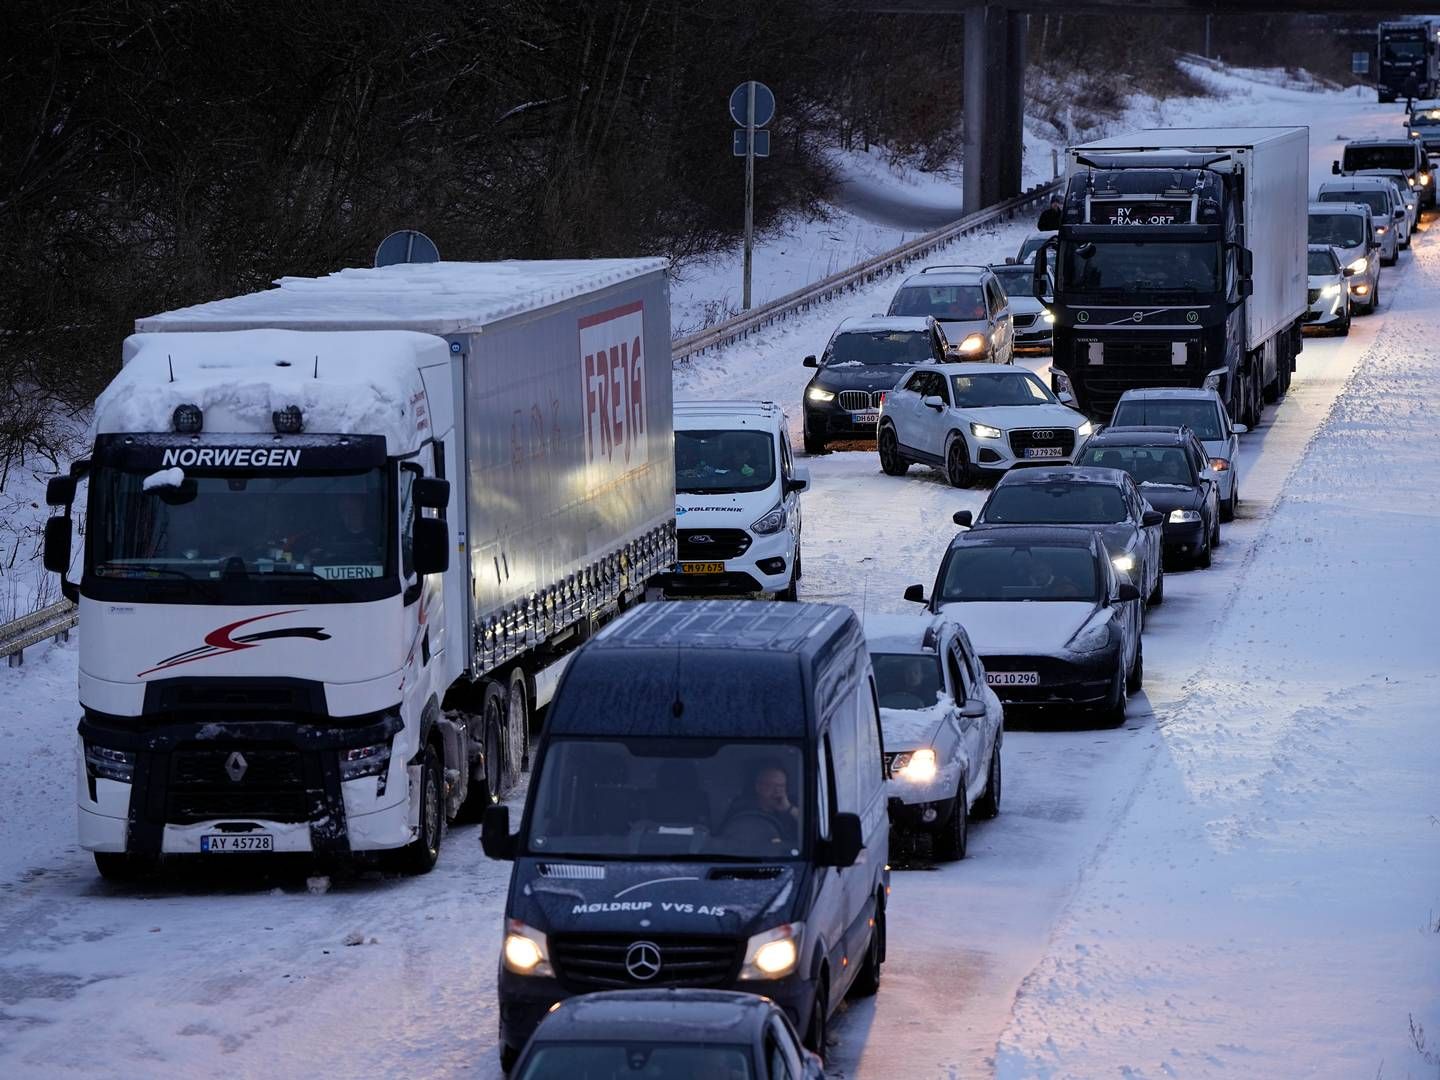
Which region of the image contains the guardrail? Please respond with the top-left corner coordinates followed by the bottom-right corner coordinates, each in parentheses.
top-left (671, 176), bottom-right (1064, 362)
top-left (2, 599), bottom-right (77, 667)
top-left (0, 178), bottom-right (1065, 665)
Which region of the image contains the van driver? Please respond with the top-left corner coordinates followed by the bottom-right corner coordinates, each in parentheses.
top-left (723, 761), bottom-right (801, 846)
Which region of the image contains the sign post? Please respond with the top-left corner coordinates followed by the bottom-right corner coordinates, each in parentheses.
top-left (730, 81), bottom-right (775, 310)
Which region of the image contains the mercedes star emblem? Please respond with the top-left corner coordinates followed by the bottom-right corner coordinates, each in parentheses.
top-left (625, 940), bottom-right (662, 981)
top-left (225, 751), bottom-right (249, 783)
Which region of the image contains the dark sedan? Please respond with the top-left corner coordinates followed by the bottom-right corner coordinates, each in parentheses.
top-left (509, 988), bottom-right (823, 1079)
top-left (958, 466), bottom-right (1166, 606)
top-left (1075, 426), bottom-right (1221, 568)
top-left (802, 315), bottom-right (949, 453)
top-left (905, 526), bottom-right (1143, 724)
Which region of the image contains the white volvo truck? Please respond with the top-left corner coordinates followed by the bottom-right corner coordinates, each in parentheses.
top-left (43, 260), bottom-right (674, 878)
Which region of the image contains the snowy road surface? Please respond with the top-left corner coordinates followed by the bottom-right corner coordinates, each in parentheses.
top-left (3, 73), bottom-right (1439, 1079)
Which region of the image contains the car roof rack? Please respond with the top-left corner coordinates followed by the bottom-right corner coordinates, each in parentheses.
top-left (918, 264), bottom-right (989, 275)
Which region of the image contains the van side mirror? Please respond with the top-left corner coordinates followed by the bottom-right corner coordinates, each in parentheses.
top-left (413, 477), bottom-right (450, 510)
top-left (1342, 265), bottom-right (1356, 277)
top-left (44, 517), bottom-right (73, 575)
top-left (481, 805), bottom-right (517, 860)
top-left (1116, 581), bottom-right (1141, 603)
top-left (803, 355), bottom-right (818, 368)
top-left (1395, 207), bottom-right (1407, 220)
top-left (953, 510), bottom-right (973, 527)
top-left (820, 812), bottom-right (863, 869)
top-left (413, 517), bottom-right (450, 575)
top-left (1141, 509), bottom-right (1164, 527)
top-left (903, 583), bottom-right (926, 605)
top-left (785, 464), bottom-right (811, 494)
top-left (1331, 160), bottom-right (1341, 174)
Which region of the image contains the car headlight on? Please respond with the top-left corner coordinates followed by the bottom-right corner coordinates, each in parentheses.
top-left (892, 747), bottom-right (938, 782)
top-left (1422, 172), bottom-right (1431, 186)
top-left (739, 923), bottom-right (802, 980)
top-left (751, 504), bottom-right (788, 535)
top-left (1168, 509), bottom-right (1202, 523)
top-left (84, 744), bottom-right (135, 783)
top-left (1042, 309), bottom-right (1056, 323)
top-left (1111, 552), bottom-right (1136, 574)
top-left (1209, 457), bottom-right (1230, 472)
top-left (503, 920), bottom-right (553, 977)
top-left (957, 333), bottom-right (987, 355)
top-left (1347, 257), bottom-right (1368, 274)
top-left (1376, 225), bottom-right (1388, 235)
top-left (970, 422), bottom-right (1003, 440)
top-left (1076, 420), bottom-right (1094, 438)
top-left (806, 387), bottom-right (835, 403)
top-left (1320, 283), bottom-right (1342, 298)
top-left (1069, 619), bottom-right (1112, 653)
top-left (1406, 176), bottom-right (1414, 186)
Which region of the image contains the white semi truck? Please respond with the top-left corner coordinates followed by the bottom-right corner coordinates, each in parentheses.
top-left (43, 260), bottom-right (674, 878)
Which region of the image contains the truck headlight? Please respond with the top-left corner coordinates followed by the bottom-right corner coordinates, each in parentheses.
top-left (503, 920), bottom-right (553, 977)
top-left (85, 744), bottom-right (135, 783)
top-left (1111, 552), bottom-right (1136, 574)
top-left (751, 504), bottom-right (788, 535)
top-left (970, 422), bottom-right (1002, 440)
top-left (1168, 509), bottom-right (1202, 523)
top-left (740, 923), bottom-right (802, 980)
top-left (806, 387), bottom-right (835, 403)
top-left (1346, 257), bottom-right (1367, 274)
top-left (957, 333), bottom-right (987, 355)
top-left (340, 740), bottom-right (392, 794)
top-left (1320, 283), bottom-right (1342, 298)
top-left (892, 748), bottom-right (938, 782)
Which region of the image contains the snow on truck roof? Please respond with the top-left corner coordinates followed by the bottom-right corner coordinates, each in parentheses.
top-left (1074, 127), bottom-right (1306, 152)
top-left (94, 329), bottom-right (445, 452)
top-left (135, 258), bottom-right (667, 333)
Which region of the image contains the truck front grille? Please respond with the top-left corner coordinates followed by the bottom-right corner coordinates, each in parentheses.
top-left (678, 528), bottom-right (753, 561)
top-left (165, 748), bottom-right (310, 824)
top-left (1072, 338), bottom-right (1200, 415)
top-left (549, 934), bottom-right (740, 991)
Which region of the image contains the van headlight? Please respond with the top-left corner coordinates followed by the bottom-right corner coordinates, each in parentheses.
top-left (739, 923), bottom-right (802, 980)
top-left (957, 333), bottom-right (987, 355)
top-left (891, 748), bottom-right (938, 782)
top-left (503, 920), bottom-right (553, 977)
top-left (806, 387), bottom-right (835, 403)
top-left (751, 504), bottom-right (788, 535)
top-left (84, 744), bottom-right (135, 783)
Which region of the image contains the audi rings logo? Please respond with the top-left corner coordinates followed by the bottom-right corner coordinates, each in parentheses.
top-left (225, 752), bottom-right (249, 783)
top-left (1031, 429), bottom-right (1055, 441)
top-left (1131, 311), bottom-right (1144, 323)
top-left (625, 940), bottom-right (662, 981)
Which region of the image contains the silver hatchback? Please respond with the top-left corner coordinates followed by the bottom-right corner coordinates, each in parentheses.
top-left (1109, 387), bottom-right (1245, 522)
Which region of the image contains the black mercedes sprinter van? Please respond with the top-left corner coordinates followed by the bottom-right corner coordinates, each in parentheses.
top-left (482, 600), bottom-right (890, 1069)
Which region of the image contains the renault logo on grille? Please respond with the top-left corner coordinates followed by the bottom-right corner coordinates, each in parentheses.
top-left (224, 752), bottom-right (248, 783)
top-left (625, 940), bottom-right (662, 981)
top-left (690, 534), bottom-right (713, 544)
top-left (1031, 429), bottom-right (1055, 440)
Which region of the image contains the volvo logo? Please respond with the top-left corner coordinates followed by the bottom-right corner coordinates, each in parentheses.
top-left (1031, 430), bottom-right (1055, 441)
top-left (625, 940), bottom-right (662, 981)
top-left (224, 752), bottom-right (248, 783)
top-left (1131, 311), bottom-right (1144, 323)
top-left (690, 534), bottom-right (713, 544)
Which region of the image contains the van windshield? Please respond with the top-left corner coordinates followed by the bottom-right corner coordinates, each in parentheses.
top-left (527, 739), bottom-right (806, 860)
top-left (1308, 213), bottom-right (1366, 248)
top-left (1319, 190), bottom-right (1389, 218)
top-left (1343, 146), bottom-right (1415, 172)
top-left (676, 429), bottom-right (776, 494)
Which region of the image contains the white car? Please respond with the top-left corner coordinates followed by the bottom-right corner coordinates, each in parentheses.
top-left (1302, 244), bottom-right (1351, 336)
top-left (864, 612), bottom-right (1003, 861)
top-left (878, 363), bottom-right (1094, 488)
top-left (664, 400), bottom-right (809, 600)
top-left (1317, 178), bottom-right (1404, 266)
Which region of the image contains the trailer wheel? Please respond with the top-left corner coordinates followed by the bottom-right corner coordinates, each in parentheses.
top-left (507, 668), bottom-right (531, 774)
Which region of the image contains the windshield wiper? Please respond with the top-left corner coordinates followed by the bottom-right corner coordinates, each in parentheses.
top-left (220, 567), bottom-right (352, 599)
top-left (97, 562), bottom-right (199, 581)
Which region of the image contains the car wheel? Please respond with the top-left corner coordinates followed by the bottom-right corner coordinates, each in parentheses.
top-left (1196, 535), bottom-right (1212, 569)
top-left (878, 424), bottom-right (909, 476)
top-left (1335, 313), bottom-right (1351, 336)
top-left (944, 435), bottom-right (975, 489)
top-left (1102, 667), bottom-right (1128, 727)
top-left (805, 974), bottom-right (830, 1059)
top-left (392, 742), bottom-right (443, 875)
top-left (94, 852), bottom-right (155, 882)
top-left (1149, 564), bottom-right (1165, 605)
top-left (973, 742), bottom-right (1002, 819)
top-left (1127, 637), bottom-right (1144, 693)
top-left (777, 580), bottom-right (798, 601)
top-left (803, 429), bottom-right (827, 455)
top-left (933, 783), bottom-right (969, 860)
top-left (849, 899), bottom-right (884, 997)
top-left (499, 1042), bottom-right (521, 1074)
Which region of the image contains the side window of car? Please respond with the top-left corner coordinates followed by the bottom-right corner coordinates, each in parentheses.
top-left (780, 430), bottom-right (794, 481)
top-left (932, 373), bottom-right (951, 405)
top-left (933, 328), bottom-right (947, 359)
top-left (766, 1023), bottom-right (799, 1079)
top-left (946, 643), bottom-right (970, 701)
top-left (829, 703), bottom-right (859, 813)
top-left (905, 371), bottom-right (928, 395)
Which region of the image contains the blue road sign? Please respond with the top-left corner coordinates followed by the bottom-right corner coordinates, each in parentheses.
top-left (729, 81), bottom-right (776, 128)
top-left (733, 129), bottom-right (772, 157)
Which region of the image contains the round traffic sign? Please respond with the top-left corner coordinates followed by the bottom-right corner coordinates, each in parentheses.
top-left (375, 229), bottom-right (440, 268)
top-left (729, 81), bottom-right (776, 128)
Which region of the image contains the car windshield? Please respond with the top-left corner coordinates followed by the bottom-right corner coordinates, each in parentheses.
top-left (1307, 250), bottom-right (1340, 275)
top-left (1020, 236), bottom-right (1047, 260)
top-left (515, 1043), bottom-right (755, 1079)
top-left (827, 330), bottom-right (935, 366)
top-left (1078, 445), bottom-right (1197, 488)
top-left (1319, 189), bottom-right (1390, 217)
top-left (676, 429), bottom-right (776, 494)
top-left (889, 284), bottom-right (987, 321)
top-left (1060, 241), bottom-right (1219, 297)
top-left (938, 544), bottom-right (1099, 603)
top-left (950, 371), bottom-right (1055, 407)
top-left (1308, 213), bottom-right (1366, 248)
top-left (1344, 146), bottom-right (1416, 172)
top-left (991, 268), bottom-right (1036, 297)
top-left (1412, 109), bottom-right (1440, 127)
top-left (871, 652), bottom-right (944, 709)
top-left (1111, 399), bottom-right (1222, 440)
top-left (527, 739), bottom-right (806, 859)
top-left (982, 483), bottom-right (1128, 525)
top-left (89, 464), bottom-right (391, 596)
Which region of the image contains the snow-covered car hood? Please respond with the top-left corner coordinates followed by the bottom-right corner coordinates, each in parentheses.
top-left (676, 489), bottom-right (773, 531)
top-left (880, 700), bottom-right (950, 752)
top-left (512, 859), bottom-right (801, 939)
top-left (1135, 482), bottom-right (1204, 514)
top-left (953, 402), bottom-right (1086, 432)
top-left (1006, 296), bottom-right (1046, 318)
top-left (809, 364), bottom-right (910, 392)
top-left (934, 600), bottom-right (1097, 654)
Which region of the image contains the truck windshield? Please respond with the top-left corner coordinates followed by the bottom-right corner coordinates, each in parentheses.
top-left (938, 545), bottom-right (1099, 603)
top-left (1383, 40), bottom-right (1426, 61)
top-left (527, 738), bottom-right (806, 860)
top-left (870, 653), bottom-right (943, 709)
top-left (888, 285), bottom-right (987, 320)
top-left (676, 429), bottom-right (776, 494)
top-left (1308, 213), bottom-right (1366, 248)
top-left (88, 465), bottom-right (393, 601)
top-left (1343, 147), bottom-right (1415, 172)
top-left (982, 483), bottom-right (1128, 526)
top-left (1060, 241), bottom-right (1219, 297)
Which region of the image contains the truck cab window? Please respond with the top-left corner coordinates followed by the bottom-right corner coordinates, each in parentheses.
top-left (399, 467), bottom-right (416, 580)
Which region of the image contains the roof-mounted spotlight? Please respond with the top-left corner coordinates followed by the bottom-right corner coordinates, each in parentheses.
top-left (172, 404), bottom-right (204, 433)
top-left (272, 405), bottom-right (304, 434)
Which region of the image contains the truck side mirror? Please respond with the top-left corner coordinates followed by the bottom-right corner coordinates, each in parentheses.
top-left (803, 355), bottom-right (818, 368)
top-left (1032, 244), bottom-right (1055, 302)
top-left (1331, 160), bottom-right (1341, 174)
top-left (413, 477), bottom-right (450, 510)
top-left (413, 517), bottom-right (450, 575)
top-left (46, 476), bottom-right (77, 506)
top-left (953, 510), bottom-right (973, 527)
top-left (44, 517), bottom-right (73, 575)
top-left (903, 583), bottom-right (926, 604)
top-left (480, 805), bottom-right (517, 860)
top-left (819, 812), bottom-right (863, 868)
top-left (1237, 278), bottom-right (1253, 298)
top-left (1238, 248), bottom-right (1254, 277)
